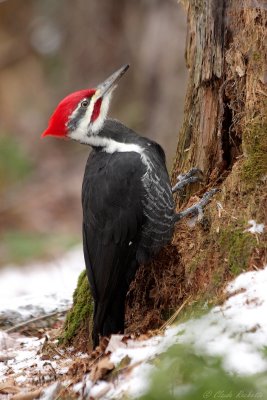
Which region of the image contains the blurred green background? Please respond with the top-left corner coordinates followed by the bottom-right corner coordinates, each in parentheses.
top-left (0, 0), bottom-right (187, 266)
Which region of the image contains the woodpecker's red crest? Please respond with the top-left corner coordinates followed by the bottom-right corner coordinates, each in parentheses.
top-left (41, 89), bottom-right (96, 138)
top-left (41, 64), bottom-right (129, 140)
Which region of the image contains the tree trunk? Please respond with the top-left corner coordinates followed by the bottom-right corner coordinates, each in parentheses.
top-left (62, 0), bottom-right (267, 351)
top-left (173, 0), bottom-right (266, 183)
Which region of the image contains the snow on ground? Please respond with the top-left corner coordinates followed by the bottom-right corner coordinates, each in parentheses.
top-left (1, 257), bottom-right (267, 398)
top-left (244, 219), bottom-right (265, 234)
top-left (0, 330), bottom-right (73, 385)
top-left (59, 264), bottom-right (267, 399)
top-left (0, 235), bottom-right (266, 396)
top-left (0, 246), bottom-right (84, 387)
top-left (88, 265), bottom-right (267, 398)
top-left (0, 246), bottom-right (84, 325)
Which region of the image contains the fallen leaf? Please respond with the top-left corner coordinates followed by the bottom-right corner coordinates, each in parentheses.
top-left (0, 353), bottom-right (16, 362)
top-left (90, 357), bottom-right (114, 382)
top-left (40, 354), bottom-right (50, 360)
top-left (99, 336), bottom-right (110, 351)
top-left (11, 388), bottom-right (43, 400)
top-left (0, 331), bottom-right (19, 350)
top-left (0, 382), bottom-right (20, 394)
top-left (118, 355), bottom-right (131, 369)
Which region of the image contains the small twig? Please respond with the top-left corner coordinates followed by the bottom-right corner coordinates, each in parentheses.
top-left (160, 296), bottom-right (192, 331)
top-left (87, 351), bottom-right (104, 370)
top-left (216, 201), bottom-right (238, 220)
top-left (46, 343), bottom-right (67, 358)
top-left (110, 360), bottom-right (142, 379)
top-left (43, 361), bottom-right (57, 378)
top-left (5, 309), bottom-right (69, 333)
top-left (55, 381), bottom-right (73, 400)
top-left (256, 89), bottom-right (267, 97)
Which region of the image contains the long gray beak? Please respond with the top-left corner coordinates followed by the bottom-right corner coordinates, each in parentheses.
top-left (96, 64), bottom-right (129, 97)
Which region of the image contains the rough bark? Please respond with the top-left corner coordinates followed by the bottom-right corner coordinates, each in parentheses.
top-left (62, 0), bottom-right (267, 351)
top-left (173, 0), bottom-right (266, 185)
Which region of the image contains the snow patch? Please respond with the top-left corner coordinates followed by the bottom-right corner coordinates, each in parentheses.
top-left (1, 247), bottom-right (267, 398)
top-left (0, 246), bottom-right (84, 324)
top-left (104, 265), bottom-right (267, 397)
top-left (244, 219), bottom-right (264, 234)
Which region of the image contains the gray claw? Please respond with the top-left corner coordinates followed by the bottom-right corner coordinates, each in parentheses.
top-left (174, 188), bottom-right (219, 223)
top-left (172, 167), bottom-right (203, 193)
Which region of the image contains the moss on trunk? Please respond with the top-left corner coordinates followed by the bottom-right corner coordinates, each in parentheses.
top-left (242, 117), bottom-right (267, 185)
top-left (60, 270), bottom-right (94, 351)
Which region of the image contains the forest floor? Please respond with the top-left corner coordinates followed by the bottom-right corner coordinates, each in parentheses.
top-left (1, 246), bottom-right (267, 399)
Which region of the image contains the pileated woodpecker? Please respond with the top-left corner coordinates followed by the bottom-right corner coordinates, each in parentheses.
top-left (42, 65), bottom-right (216, 347)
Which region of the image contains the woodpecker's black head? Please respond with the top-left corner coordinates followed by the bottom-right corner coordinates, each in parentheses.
top-left (42, 64), bottom-right (129, 141)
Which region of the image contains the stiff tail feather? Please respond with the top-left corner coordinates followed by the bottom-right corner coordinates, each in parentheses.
top-left (92, 288), bottom-right (126, 347)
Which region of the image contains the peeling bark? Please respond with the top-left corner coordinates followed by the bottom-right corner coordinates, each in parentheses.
top-left (174, 0), bottom-right (226, 180)
top-left (173, 0), bottom-right (267, 184)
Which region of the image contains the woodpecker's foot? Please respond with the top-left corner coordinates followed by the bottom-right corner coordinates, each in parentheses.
top-left (172, 167), bottom-right (203, 194)
top-left (174, 188), bottom-right (219, 223)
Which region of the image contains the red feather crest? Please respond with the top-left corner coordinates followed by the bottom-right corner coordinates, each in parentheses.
top-left (41, 89), bottom-right (96, 138)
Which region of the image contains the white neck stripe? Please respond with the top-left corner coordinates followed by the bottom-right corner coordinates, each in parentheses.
top-left (84, 135), bottom-right (151, 170)
top-left (86, 135), bottom-right (143, 154)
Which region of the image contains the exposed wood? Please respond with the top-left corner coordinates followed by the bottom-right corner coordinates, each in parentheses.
top-left (174, 0), bottom-right (226, 182)
top-left (173, 0), bottom-right (267, 185)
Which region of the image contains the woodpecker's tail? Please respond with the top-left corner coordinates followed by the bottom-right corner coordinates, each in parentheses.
top-left (91, 257), bottom-right (139, 348)
top-left (92, 286), bottom-right (127, 347)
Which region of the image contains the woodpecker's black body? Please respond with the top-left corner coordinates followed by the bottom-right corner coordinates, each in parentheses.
top-left (82, 119), bottom-right (175, 346)
top-left (42, 65), bottom-right (217, 349)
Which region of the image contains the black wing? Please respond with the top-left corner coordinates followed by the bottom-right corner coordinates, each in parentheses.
top-left (82, 150), bottom-right (146, 342)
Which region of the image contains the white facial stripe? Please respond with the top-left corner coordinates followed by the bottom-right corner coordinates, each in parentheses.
top-left (69, 92), bottom-right (113, 142)
top-left (90, 93), bottom-right (112, 133)
top-left (77, 94), bottom-right (96, 133)
top-left (68, 95), bottom-right (95, 140)
top-left (68, 98), bottom-right (87, 122)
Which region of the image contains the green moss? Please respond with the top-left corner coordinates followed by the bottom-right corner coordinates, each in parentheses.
top-left (212, 268), bottom-right (225, 287)
top-left (218, 227), bottom-right (256, 276)
top-left (252, 51), bottom-right (261, 62)
top-left (138, 343), bottom-right (267, 400)
top-left (61, 270), bottom-right (93, 344)
top-left (242, 116), bottom-right (267, 185)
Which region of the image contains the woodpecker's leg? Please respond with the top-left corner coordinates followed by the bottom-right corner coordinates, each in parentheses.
top-left (172, 167), bottom-right (203, 194)
top-left (174, 188), bottom-right (219, 223)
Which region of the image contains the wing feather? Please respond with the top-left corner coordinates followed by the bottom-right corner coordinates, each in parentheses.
top-left (82, 150), bottom-right (146, 335)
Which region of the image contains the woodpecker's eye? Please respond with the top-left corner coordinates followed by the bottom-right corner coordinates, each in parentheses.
top-left (81, 100), bottom-right (89, 108)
